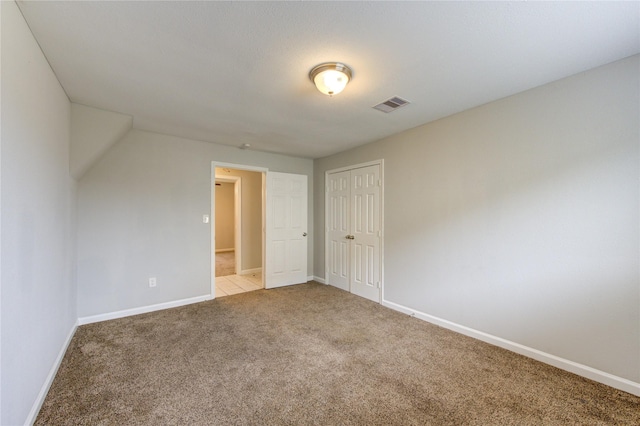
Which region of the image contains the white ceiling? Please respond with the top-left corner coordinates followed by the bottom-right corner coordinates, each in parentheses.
top-left (17, 1), bottom-right (640, 159)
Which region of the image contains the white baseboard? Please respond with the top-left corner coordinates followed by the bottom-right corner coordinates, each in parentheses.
top-left (312, 275), bottom-right (326, 284)
top-left (382, 299), bottom-right (640, 397)
top-left (26, 320), bottom-right (78, 425)
top-left (239, 267), bottom-right (262, 276)
top-left (215, 248), bottom-right (234, 253)
top-left (78, 295), bottom-right (211, 325)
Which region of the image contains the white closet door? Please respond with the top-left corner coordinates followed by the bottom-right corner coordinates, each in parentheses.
top-left (326, 170), bottom-right (351, 291)
top-left (266, 172), bottom-right (308, 288)
top-left (326, 164), bottom-right (381, 303)
top-left (349, 165), bottom-right (381, 302)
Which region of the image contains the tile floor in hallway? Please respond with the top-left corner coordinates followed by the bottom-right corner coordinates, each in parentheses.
top-left (215, 272), bottom-right (263, 297)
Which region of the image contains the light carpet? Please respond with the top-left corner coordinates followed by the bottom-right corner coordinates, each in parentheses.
top-left (36, 283), bottom-right (639, 425)
top-left (215, 251), bottom-right (235, 277)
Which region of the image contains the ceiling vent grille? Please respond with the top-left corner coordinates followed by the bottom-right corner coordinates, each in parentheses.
top-left (373, 96), bottom-right (410, 113)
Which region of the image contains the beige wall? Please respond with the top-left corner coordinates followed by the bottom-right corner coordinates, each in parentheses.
top-left (214, 182), bottom-right (235, 251)
top-left (77, 129), bottom-right (313, 317)
top-left (314, 55), bottom-right (639, 384)
top-left (1, 1), bottom-right (77, 424)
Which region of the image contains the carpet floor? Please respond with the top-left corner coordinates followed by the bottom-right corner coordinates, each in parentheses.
top-left (215, 251), bottom-right (235, 277)
top-left (36, 283), bottom-right (639, 425)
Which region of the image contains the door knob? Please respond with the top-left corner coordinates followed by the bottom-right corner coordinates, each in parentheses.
top-left (302, 232), bottom-right (307, 237)
top-left (345, 235), bottom-right (355, 240)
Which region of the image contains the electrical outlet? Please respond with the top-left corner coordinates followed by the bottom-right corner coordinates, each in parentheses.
top-left (149, 277), bottom-right (157, 287)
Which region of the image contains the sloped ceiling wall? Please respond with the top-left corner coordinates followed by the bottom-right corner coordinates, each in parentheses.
top-left (70, 103), bottom-right (132, 179)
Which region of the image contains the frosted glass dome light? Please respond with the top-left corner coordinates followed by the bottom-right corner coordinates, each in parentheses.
top-left (309, 62), bottom-right (353, 96)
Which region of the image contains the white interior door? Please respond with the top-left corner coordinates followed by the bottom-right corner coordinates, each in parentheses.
top-left (265, 172), bottom-right (308, 288)
top-left (349, 165), bottom-right (381, 302)
top-left (326, 170), bottom-right (350, 291)
top-left (326, 163), bottom-right (382, 303)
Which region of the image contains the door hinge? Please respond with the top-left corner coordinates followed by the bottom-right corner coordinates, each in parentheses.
top-left (377, 281), bottom-right (381, 288)
top-left (377, 179), bottom-right (381, 187)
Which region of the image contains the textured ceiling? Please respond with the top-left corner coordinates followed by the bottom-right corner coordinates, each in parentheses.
top-left (17, 1), bottom-right (640, 159)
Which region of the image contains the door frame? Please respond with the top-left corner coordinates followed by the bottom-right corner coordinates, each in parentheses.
top-left (325, 159), bottom-right (385, 302)
top-left (214, 175), bottom-right (242, 275)
top-left (211, 162), bottom-right (268, 298)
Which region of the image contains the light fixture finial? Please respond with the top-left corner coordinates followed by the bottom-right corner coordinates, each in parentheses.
top-left (309, 62), bottom-right (353, 96)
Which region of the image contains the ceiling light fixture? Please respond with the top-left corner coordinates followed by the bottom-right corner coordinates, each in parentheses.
top-left (309, 62), bottom-right (353, 96)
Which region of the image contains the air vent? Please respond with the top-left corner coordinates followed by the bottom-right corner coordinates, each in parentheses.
top-left (373, 96), bottom-right (410, 113)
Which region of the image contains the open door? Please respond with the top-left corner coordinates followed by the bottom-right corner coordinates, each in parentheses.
top-left (265, 172), bottom-right (308, 288)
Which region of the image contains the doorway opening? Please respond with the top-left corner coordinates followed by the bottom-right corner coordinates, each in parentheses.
top-left (214, 166), bottom-right (265, 297)
top-left (214, 176), bottom-right (240, 276)
top-left (211, 162), bottom-right (309, 299)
